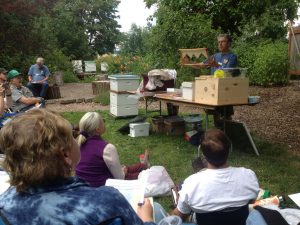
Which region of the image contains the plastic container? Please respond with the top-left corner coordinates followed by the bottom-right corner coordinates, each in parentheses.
top-left (222, 68), bottom-right (247, 77)
top-left (181, 82), bottom-right (194, 101)
top-left (183, 114), bottom-right (202, 131)
top-left (129, 122), bottom-right (150, 137)
top-left (248, 96), bottom-right (261, 104)
top-left (251, 195), bottom-right (285, 209)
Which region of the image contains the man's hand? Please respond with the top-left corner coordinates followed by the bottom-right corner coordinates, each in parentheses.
top-left (206, 57), bottom-right (219, 67)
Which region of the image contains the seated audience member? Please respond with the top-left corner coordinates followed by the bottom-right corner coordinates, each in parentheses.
top-left (172, 128), bottom-right (259, 224)
top-left (76, 112), bottom-right (150, 187)
top-left (27, 57), bottom-right (50, 98)
top-left (8, 69), bottom-right (44, 112)
top-left (0, 68), bottom-right (12, 116)
top-left (0, 109), bottom-right (155, 225)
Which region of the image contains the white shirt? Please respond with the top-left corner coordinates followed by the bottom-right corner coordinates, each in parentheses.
top-left (102, 143), bottom-right (125, 179)
top-left (177, 167), bottom-right (259, 214)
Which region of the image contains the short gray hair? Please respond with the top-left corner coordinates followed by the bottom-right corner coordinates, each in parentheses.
top-left (217, 34), bottom-right (232, 44)
top-left (36, 57), bottom-right (44, 64)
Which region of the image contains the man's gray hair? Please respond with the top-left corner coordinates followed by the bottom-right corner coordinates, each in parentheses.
top-left (36, 57), bottom-right (44, 64)
top-left (217, 34), bottom-right (232, 44)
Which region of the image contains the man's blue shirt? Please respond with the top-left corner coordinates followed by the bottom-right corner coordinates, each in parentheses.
top-left (28, 64), bottom-right (50, 82)
top-left (211, 52), bottom-right (237, 74)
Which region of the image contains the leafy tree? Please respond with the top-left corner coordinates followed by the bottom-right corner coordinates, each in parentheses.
top-left (0, 0), bottom-right (59, 72)
top-left (144, 0), bottom-right (299, 39)
top-left (145, 5), bottom-right (219, 68)
top-left (120, 24), bottom-right (151, 56)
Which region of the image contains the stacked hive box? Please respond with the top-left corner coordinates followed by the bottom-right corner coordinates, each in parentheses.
top-left (108, 75), bottom-right (140, 117)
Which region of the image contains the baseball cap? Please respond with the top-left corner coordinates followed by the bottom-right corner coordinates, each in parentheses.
top-left (8, 69), bottom-right (21, 80)
top-left (0, 68), bottom-right (8, 74)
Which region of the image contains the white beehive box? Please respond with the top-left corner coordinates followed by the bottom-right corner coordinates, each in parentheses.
top-left (182, 82), bottom-right (194, 101)
top-left (110, 92), bottom-right (139, 106)
top-left (129, 122), bottom-right (150, 137)
top-left (108, 75), bottom-right (140, 92)
top-left (110, 104), bottom-right (138, 117)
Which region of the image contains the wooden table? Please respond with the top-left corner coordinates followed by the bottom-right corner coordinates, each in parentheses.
top-left (154, 92), bottom-right (259, 156)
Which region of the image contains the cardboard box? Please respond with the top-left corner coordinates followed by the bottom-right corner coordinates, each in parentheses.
top-left (194, 76), bottom-right (249, 105)
top-left (182, 82), bottom-right (194, 101)
top-left (164, 116), bottom-right (185, 136)
top-left (129, 122), bottom-right (150, 137)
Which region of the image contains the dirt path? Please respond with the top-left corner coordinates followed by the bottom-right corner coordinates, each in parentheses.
top-left (47, 82), bottom-right (300, 152)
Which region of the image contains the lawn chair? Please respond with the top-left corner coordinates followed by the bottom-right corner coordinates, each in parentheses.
top-left (195, 204), bottom-right (249, 225)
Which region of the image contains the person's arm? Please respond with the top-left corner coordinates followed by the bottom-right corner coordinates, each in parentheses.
top-left (28, 65), bottom-right (33, 82)
top-left (18, 96), bottom-right (41, 105)
top-left (0, 86), bottom-right (5, 116)
top-left (103, 143), bottom-right (125, 179)
top-left (170, 180), bottom-right (192, 221)
top-left (39, 66), bottom-right (50, 83)
top-left (172, 208), bottom-right (190, 221)
top-left (4, 84), bottom-right (12, 108)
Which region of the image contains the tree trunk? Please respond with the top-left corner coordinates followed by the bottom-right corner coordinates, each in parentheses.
top-left (45, 85), bottom-right (61, 99)
top-left (92, 81), bottom-right (110, 95)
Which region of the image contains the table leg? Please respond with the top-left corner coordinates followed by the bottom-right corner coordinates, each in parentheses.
top-left (223, 107), bottom-right (226, 133)
top-left (205, 113), bottom-right (209, 130)
top-left (159, 101), bottom-right (162, 115)
top-left (145, 97), bottom-right (148, 116)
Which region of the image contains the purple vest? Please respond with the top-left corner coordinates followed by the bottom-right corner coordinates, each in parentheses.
top-left (75, 136), bottom-right (113, 187)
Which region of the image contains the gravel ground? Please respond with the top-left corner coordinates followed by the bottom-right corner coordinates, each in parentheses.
top-left (47, 81), bottom-right (300, 152)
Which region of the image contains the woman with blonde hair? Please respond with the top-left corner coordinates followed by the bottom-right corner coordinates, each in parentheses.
top-left (75, 112), bottom-right (149, 187)
top-left (0, 109), bottom-right (154, 225)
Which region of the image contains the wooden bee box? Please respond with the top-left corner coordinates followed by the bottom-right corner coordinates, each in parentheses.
top-left (194, 76), bottom-right (249, 105)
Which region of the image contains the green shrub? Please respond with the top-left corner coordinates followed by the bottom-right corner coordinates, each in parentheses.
top-left (63, 70), bottom-right (79, 83)
top-left (234, 40), bottom-right (289, 86)
top-left (96, 54), bottom-right (152, 75)
top-left (94, 91), bottom-right (110, 105)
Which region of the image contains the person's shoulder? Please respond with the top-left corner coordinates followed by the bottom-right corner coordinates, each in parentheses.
top-left (232, 166), bottom-right (256, 176)
top-left (184, 169), bottom-right (209, 183)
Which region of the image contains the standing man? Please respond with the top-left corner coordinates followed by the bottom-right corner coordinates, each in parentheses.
top-left (0, 68), bottom-right (13, 116)
top-left (207, 34), bottom-right (237, 74)
top-left (27, 57), bottom-right (50, 98)
top-left (8, 69), bottom-right (44, 112)
top-left (194, 34), bottom-right (238, 127)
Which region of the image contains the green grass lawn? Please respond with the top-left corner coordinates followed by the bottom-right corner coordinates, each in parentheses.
top-left (63, 110), bottom-right (300, 210)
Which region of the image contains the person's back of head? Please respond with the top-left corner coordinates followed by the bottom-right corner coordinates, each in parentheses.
top-left (77, 112), bottom-right (105, 146)
top-left (200, 128), bottom-right (231, 168)
top-left (0, 109), bottom-right (74, 192)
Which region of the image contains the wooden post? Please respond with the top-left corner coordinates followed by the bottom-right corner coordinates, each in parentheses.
top-left (45, 85), bottom-right (61, 99)
top-left (92, 81), bottom-right (110, 95)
